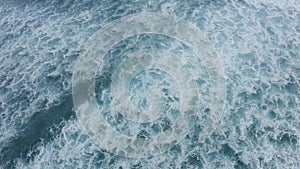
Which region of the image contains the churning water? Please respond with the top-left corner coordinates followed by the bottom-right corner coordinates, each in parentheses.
top-left (0, 0), bottom-right (299, 168)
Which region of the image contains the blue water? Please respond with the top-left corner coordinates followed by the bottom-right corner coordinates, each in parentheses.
top-left (0, 0), bottom-right (299, 168)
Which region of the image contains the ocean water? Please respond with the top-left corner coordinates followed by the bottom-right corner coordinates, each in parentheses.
top-left (0, 0), bottom-right (299, 168)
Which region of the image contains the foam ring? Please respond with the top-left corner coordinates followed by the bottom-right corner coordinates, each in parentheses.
top-left (72, 12), bottom-right (226, 158)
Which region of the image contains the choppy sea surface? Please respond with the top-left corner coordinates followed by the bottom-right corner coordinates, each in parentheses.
top-left (0, 0), bottom-right (300, 168)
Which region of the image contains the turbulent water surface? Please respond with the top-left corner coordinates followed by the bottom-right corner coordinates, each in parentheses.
top-left (0, 0), bottom-right (300, 168)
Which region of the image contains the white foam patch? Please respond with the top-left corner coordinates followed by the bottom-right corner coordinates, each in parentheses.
top-left (13, 118), bottom-right (195, 168)
top-left (247, 0), bottom-right (300, 11)
top-left (0, 1), bottom-right (86, 144)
